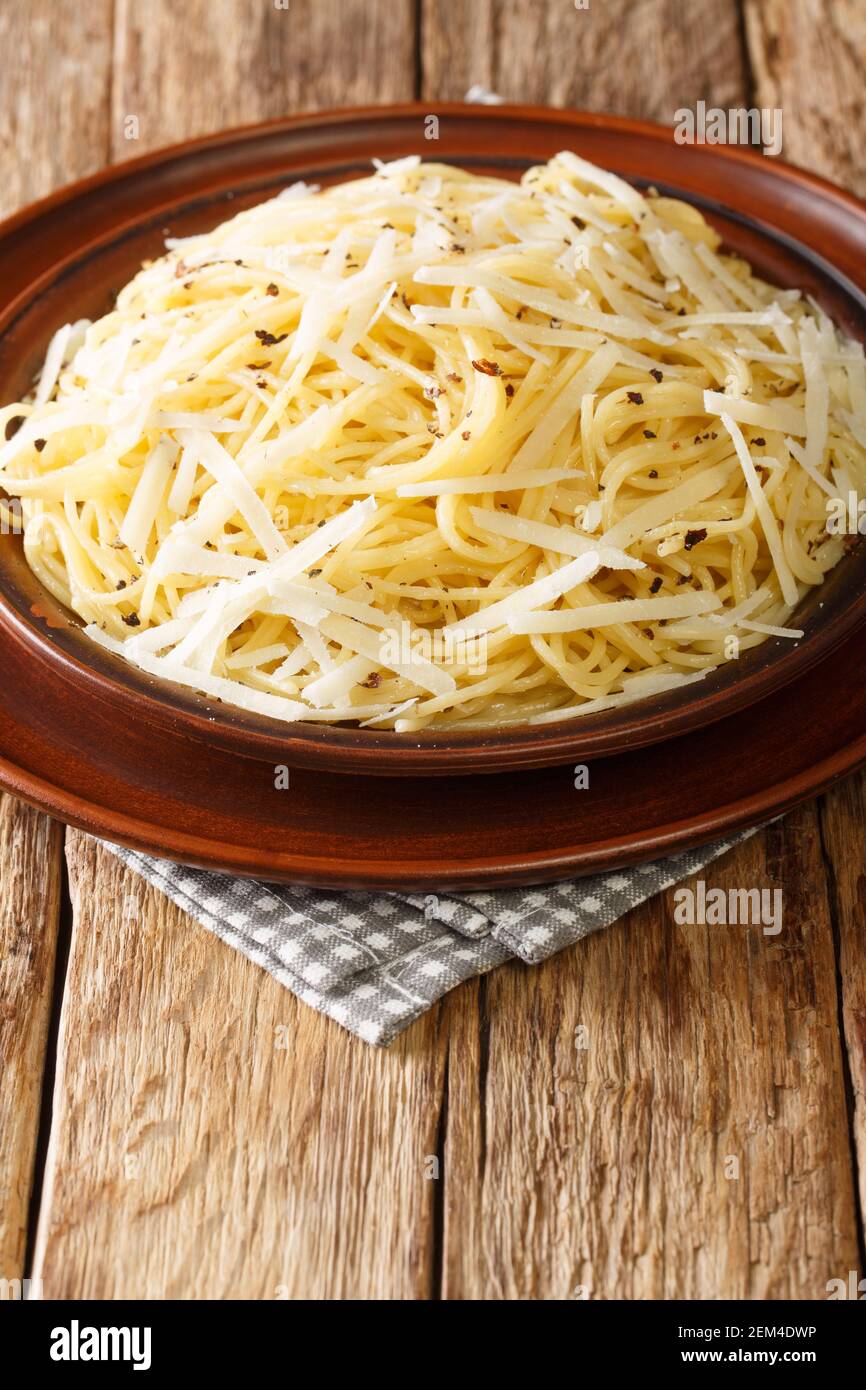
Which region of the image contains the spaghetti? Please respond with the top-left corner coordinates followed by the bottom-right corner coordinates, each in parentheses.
top-left (1, 153), bottom-right (864, 731)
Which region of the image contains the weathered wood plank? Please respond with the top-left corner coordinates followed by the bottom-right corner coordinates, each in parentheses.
top-left (0, 0), bottom-right (112, 1288)
top-left (110, 0), bottom-right (417, 160)
top-left (0, 801), bottom-right (63, 1286)
top-left (32, 839), bottom-right (445, 1298)
top-left (421, 0), bottom-right (748, 120)
top-left (442, 809), bottom-right (860, 1298)
top-left (816, 774), bottom-right (866, 1254)
top-left (744, 0), bottom-right (866, 194)
top-left (0, 0), bottom-right (114, 208)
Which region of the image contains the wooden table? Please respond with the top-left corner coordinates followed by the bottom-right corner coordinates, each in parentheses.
top-left (1, 0), bottom-right (864, 1301)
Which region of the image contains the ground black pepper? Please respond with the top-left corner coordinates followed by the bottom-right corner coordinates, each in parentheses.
top-left (471, 359), bottom-right (502, 376)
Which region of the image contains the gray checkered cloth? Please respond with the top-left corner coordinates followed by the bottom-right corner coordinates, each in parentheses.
top-left (103, 831), bottom-right (752, 1044)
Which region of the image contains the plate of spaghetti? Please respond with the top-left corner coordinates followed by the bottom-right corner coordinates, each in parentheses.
top-left (1, 105), bottom-right (865, 778)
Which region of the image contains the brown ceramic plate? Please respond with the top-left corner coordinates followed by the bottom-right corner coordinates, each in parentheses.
top-left (0, 591), bottom-right (864, 888)
top-left (1, 104), bottom-right (866, 778)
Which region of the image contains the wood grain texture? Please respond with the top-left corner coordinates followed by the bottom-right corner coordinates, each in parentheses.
top-left (817, 773), bottom-right (866, 1237)
top-left (421, 0), bottom-right (749, 119)
top-left (0, 0), bottom-right (114, 208)
top-left (0, 801), bottom-right (62, 1283)
top-left (745, 0), bottom-right (866, 194)
top-left (110, 0), bottom-right (417, 160)
top-left (441, 810), bottom-right (860, 1299)
top-left (31, 839), bottom-right (445, 1298)
top-left (0, 0), bottom-right (107, 1289)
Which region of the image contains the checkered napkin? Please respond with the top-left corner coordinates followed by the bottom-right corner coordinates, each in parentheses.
top-left (103, 832), bottom-right (751, 1045)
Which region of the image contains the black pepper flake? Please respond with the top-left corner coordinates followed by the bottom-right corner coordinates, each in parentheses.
top-left (423, 384), bottom-right (443, 400)
top-left (246, 361), bottom-right (270, 370)
top-left (34, 438), bottom-right (46, 452)
top-left (447, 372), bottom-right (462, 383)
top-left (309, 567), bottom-right (322, 577)
top-left (677, 307), bottom-right (686, 316)
top-left (643, 429), bottom-right (656, 439)
top-left (471, 358), bottom-right (502, 377)
top-left (650, 368), bottom-right (664, 383)
top-left (648, 468), bottom-right (658, 478)
top-left (627, 391), bottom-right (644, 405)
top-left (649, 576), bottom-right (663, 594)
top-left (676, 573), bottom-right (690, 585)
top-left (684, 528), bottom-right (707, 551)
top-left (571, 215), bottom-right (585, 229)
top-left (549, 317), bottom-right (562, 329)
top-left (254, 329), bottom-right (288, 347)
top-left (122, 613), bottom-right (141, 628)
top-left (753, 436), bottom-right (766, 446)
top-left (505, 383), bottom-right (515, 398)
top-left (4, 415), bottom-right (24, 441)
top-left (427, 423), bottom-right (443, 436)
top-left (266, 282), bottom-right (279, 296)
top-left (360, 672), bottom-right (382, 689)
top-left (316, 519), bottom-right (327, 528)
top-left (116, 580), bottom-right (127, 591)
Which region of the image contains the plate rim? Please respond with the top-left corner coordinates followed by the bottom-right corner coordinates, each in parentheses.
top-left (0, 636), bottom-right (864, 889)
top-left (4, 101), bottom-right (866, 237)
